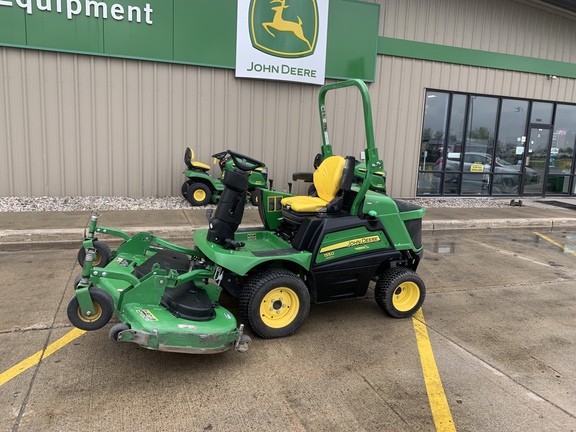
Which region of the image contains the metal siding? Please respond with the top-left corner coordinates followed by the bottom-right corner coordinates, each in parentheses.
top-left (2, 0), bottom-right (576, 199)
top-left (380, 0), bottom-right (576, 62)
top-left (4, 50), bottom-right (29, 196)
top-left (0, 49), bottom-right (12, 195)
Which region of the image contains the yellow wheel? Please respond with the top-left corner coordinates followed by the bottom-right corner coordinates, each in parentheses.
top-left (241, 268), bottom-right (310, 338)
top-left (259, 287), bottom-right (300, 329)
top-left (194, 189), bottom-right (206, 202)
top-left (186, 183), bottom-right (212, 206)
top-left (392, 281), bottom-right (421, 312)
top-left (375, 267), bottom-right (426, 318)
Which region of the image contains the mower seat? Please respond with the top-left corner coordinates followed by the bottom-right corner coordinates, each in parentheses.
top-left (189, 161), bottom-right (210, 171)
top-left (184, 147), bottom-right (210, 171)
top-left (281, 156), bottom-right (346, 213)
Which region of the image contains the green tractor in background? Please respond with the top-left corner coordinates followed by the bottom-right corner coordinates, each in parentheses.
top-left (181, 148), bottom-right (269, 206)
top-left (67, 79), bottom-right (425, 354)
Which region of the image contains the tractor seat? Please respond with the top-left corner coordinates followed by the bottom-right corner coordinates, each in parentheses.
top-left (189, 161), bottom-right (211, 171)
top-left (184, 147), bottom-right (211, 171)
top-left (281, 156), bottom-right (346, 213)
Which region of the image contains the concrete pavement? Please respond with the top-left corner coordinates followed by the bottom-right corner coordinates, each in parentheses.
top-left (2, 199), bottom-right (576, 431)
top-left (2, 221), bottom-right (576, 431)
top-left (0, 198), bottom-right (576, 248)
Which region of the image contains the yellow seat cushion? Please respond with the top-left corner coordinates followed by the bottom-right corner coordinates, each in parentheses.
top-left (191, 161), bottom-right (211, 170)
top-left (281, 156), bottom-right (345, 212)
top-left (281, 195), bottom-right (334, 213)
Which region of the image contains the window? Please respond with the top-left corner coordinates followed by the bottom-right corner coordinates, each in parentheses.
top-left (492, 99), bottom-right (528, 195)
top-left (417, 92), bottom-right (449, 195)
top-left (419, 92), bottom-right (449, 171)
top-left (530, 102), bottom-right (553, 124)
top-left (547, 104), bottom-right (576, 194)
top-left (459, 96), bottom-right (498, 195)
top-left (417, 92), bottom-right (576, 197)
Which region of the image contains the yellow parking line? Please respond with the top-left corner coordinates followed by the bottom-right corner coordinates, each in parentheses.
top-left (413, 309), bottom-right (456, 432)
top-left (534, 231), bottom-right (576, 257)
top-left (0, 328), bottom-right (85, 387)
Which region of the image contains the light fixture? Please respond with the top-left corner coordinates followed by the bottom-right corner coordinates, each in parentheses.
top-left (547, 75), bottom-right (557, 80)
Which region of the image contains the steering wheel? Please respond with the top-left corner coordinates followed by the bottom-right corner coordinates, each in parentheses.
top-left (227, 150), bottom-right (265, 172)
top-left (212, 151), bottom-right (228, 161)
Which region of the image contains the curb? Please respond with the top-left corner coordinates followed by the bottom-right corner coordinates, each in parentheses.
top-left (423, 218), bottom-right (576, 231)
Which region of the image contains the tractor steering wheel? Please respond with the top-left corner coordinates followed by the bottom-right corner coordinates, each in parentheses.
top-left (212, 151), bottom-right (228, 161)
top-left (227, 150), bottom-right (265, 172)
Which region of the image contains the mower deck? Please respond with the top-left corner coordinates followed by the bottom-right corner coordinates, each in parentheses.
top-left (117, 304), bottom-right (241, 354)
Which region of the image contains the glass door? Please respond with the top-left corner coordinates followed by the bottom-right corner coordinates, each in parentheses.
top-left (522, 127), bottom-right (551, 195)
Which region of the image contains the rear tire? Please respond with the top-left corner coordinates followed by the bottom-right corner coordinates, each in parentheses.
top-left (375, 267), bottom-right (425, 318)
top-left (240, 268), bottom-right (310, 339)
top-left (181, 180), bottom-right (192, 198)
top-left (186, 183), bottom-right (212, 206)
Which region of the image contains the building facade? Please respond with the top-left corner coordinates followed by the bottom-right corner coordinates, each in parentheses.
top-left (1, 0), bottom-right (576, 198)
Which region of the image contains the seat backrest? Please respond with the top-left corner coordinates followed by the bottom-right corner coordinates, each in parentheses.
top-left (313, 156), bottom-right (345, 202)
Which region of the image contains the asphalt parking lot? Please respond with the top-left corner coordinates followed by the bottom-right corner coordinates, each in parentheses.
top-left (1, 227), bottom-right (576, 431)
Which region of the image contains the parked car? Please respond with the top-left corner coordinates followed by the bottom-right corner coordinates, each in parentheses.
top-left (437, 152), bottom-right (540, 193)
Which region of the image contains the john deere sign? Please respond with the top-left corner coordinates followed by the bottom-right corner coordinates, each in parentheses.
top-left (236, 0), bottom-right (329, 85)
top-left (0, 0), bottom-right (378, 82)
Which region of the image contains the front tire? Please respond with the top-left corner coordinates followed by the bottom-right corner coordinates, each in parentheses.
top-left (375, 267), bottom-right (425, 318)
top-left (67, 287), bottom-right (114, 331)
top-left (185, 183), bottom-right (212, 206)
top-left (240, 268), bottom-right (310, 338)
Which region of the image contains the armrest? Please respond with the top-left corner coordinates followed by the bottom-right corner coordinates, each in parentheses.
top-left (292, 172), bottom-right (314, 182)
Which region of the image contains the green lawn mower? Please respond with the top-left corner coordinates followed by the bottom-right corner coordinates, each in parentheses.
top-left (67, 79), bottom-right (425, 355)
top-left (181, 148), bottom-right (269, 206)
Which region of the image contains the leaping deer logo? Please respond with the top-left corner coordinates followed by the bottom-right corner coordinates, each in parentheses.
top-left (262, 0), bottom-right (312, 50)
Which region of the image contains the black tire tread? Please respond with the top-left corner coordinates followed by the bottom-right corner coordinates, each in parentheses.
top-left (109, 323), bottom-right (130, 344)
top-left (67, 287), bottom-right (114, 331)
top-left (186, 182), bottom-right (212, 206)
top-left (240, 268), bottom-right (310, 339)
top-left (375, 267), bottom-right (425, 319)
top-left (77, 241), bottom-right (112, 268)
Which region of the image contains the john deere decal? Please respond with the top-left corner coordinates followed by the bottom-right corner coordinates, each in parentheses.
top-left (250, 0), bottom-right (317, 58)
top-left (236, 0), bottom-right (329, 85)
